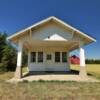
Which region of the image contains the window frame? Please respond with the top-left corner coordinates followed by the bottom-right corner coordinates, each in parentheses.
top-left (62, 52), bottom-right (67, 63)
top-left (38, 52), bottom-right (43, 63)
top-left (46, 54), bottom-right (52, 60)
top-left (31, 52), bottom-right (36, 63)
top-left (55, 52), bottom-right (60, 63)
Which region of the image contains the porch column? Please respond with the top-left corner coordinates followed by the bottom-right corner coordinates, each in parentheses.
top-left (15, 41), bottom-right (23, 79)
top-left (79, 47), bottom-right (87, 77)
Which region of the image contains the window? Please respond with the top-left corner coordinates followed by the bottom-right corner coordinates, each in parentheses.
top-left (62, 52), bottom-right (67, 62)
top-left (38, 52), bottom-right (43, 62)
top-left (55, 52), bottom-right (60, 62)
top-left (31, 52), bottom-right (36, 62)
top-left (47, 54), bottom-right (52, 60)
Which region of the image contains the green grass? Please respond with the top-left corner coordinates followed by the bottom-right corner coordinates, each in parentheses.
top-left (0, 64), bottom-right (100, 100)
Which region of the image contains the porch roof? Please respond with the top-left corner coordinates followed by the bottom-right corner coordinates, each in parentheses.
top-left (23, 40), bottom-right (79, 51)
top-left (7, 16), bottom-right (96, 44)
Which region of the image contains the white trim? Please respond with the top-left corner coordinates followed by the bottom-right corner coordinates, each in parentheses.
top-left (7, 16), bottom-right (96, 42)
top-left (67, 51), bottom-right (70, 67)
top-left (80, 47), bottom-right (85, 67)
top-left (53, 17), bottom-right (96, 42)
top-left (60, 52), bottom-right (62, 63)
top-left (7, 17), bottom-right (52, 40)
top-left (17, 41), bottom-right (23, 67)
top-left (36, 52), bottom-right (38, 64)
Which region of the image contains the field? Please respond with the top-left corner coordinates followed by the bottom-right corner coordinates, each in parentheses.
top-left (71, 64), bottom-right (100, 80)
top-left (0, 64), bottom-right (100, 100)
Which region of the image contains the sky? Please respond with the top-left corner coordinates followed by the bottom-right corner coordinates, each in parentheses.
top-left (0, 0), bottom-right (100, 59)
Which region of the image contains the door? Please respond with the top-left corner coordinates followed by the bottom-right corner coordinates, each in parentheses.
top-left (45, 52), bottom-right (53, 71)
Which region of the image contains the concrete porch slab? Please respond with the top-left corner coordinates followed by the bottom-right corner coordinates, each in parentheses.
top-left (7, 74), bottom-right (99, 83)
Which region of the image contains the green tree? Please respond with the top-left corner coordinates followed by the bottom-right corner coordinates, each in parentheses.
top-left (0, 33), bottom-right (7, 62)
top-left (0, 32), bottom-right (17, 71)
top-left (1, 44), bottom-right (17, 71)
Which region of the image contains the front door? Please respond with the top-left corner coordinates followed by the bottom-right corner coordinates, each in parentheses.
top-left (45, 52), bottom-right (53, 71)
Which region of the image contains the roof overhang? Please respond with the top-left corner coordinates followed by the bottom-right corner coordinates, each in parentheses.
top-left (7, 16), bottom-right (96, 44)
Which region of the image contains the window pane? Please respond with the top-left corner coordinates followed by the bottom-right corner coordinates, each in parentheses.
top-left (31, 52), bottom-right (36, 62)
top-left (47, 54), bottom-right (52, 60)
top-left (62, 52), bottom-right (67, 62)
top-left (38, 52), bottom-right (43, 62)
top-left (55, 52), bottom-right (60, 62)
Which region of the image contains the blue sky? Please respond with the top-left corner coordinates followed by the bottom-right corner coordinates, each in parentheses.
top-left (0, 0), bottom-right (100, 59)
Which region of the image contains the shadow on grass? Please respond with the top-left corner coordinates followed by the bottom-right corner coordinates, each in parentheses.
top-left (87, 72), bottom-right (100, 80)
top-left (23, 70), bottom-right (79, 78)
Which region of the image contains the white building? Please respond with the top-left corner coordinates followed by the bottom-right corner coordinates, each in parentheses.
top-left (7, 16), bottom-right (96, 79)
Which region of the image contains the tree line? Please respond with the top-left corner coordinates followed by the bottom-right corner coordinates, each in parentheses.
top-left (86, 59), bottom-right (100, 64)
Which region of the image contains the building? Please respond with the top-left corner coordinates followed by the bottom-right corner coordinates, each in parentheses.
top-left (7, 16), bottom-right (96, 79)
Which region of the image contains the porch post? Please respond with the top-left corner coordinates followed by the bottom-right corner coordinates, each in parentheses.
top-left (15, 41), bottom-right (23, 79)
top-left (79, 47), bottom-right (87, 77)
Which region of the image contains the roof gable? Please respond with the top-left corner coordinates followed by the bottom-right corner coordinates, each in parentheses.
top-left (7, 16), bottom-right (96, 43)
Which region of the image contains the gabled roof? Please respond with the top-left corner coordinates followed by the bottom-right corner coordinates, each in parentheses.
top-left (7, 16), bottom-right (96, 42)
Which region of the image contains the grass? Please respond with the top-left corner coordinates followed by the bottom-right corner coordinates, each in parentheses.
top-left (0, 72), bottom-right (14, 81)
top-left (71, 64), bottom-right (100, 80)
top-left (0, 64), bottom-right (100, 100)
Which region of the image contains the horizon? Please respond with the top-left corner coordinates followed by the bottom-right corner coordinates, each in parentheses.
top-left (0, 0), bottom-right (100, 59)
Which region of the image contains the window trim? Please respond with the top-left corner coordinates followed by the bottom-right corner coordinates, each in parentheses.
top-left (46, 54), bottom-right (52, 60)
top-left (37, 52), bottom-right (43, 63)
top-left (31, 52), bottom-right (36, 63)
top-left (62, 52), bottom-right (67, 63)
top-left (55, 52), bottom-right (60, 63)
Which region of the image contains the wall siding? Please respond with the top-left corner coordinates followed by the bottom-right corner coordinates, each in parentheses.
top-left (32, 23), bottom-right (73, 41)
top-left (28, 48), bottom-right (70, 71)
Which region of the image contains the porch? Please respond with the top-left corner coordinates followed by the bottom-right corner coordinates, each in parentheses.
top-left (15, 40), bottom-right (87, 79)
top-left (8, 70), bottom-right (99, 82)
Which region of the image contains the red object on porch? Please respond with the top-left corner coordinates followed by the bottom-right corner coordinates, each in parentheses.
top-left (70, 55), bottom-right (80, 64)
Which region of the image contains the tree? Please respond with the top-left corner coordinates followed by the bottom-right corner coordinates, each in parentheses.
top-left (0, 32), bottom-right (17, 71)
top-left (0, 33), bottom-right (7, 63)
top-left (1, 44), bottom-right (17, 71)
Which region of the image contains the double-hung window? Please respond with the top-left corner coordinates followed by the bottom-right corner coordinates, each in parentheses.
top-left (38, 52), bottom-right (43, 62)
top-left (31, 52), bottom-right (36, 62)
top-left (62, 52), bottom-right (67, 62)
top-left (55, 52), bottom-right (60, 62)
